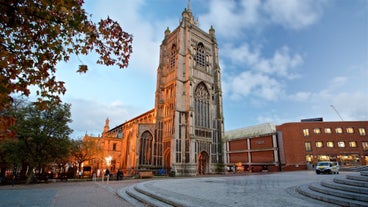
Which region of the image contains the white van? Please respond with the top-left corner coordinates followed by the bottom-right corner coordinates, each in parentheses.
top-left (315, 161), bottom-right (339, 174)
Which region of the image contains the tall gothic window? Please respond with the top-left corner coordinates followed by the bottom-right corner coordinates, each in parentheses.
top-left (196, 43), bottom-right (205, 67)
top-left (170, 44), bottom-right (176, 69)
top-left (139, 131), bottom-right (153, 165)
top-left (195, 82), bottom-right (210, 128)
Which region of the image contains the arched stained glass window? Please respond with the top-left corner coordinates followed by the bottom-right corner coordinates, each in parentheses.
top-left (194, 82), bottom-right (210, 128)
top-left (196, 43), bottom-right (205, 67)
top-left (139, 131), bottom-right (153, 165)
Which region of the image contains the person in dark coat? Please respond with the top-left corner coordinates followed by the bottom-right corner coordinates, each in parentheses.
top-left (105, 169), bottom-right (110, 178)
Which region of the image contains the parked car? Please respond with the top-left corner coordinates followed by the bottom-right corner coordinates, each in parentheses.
top-left (315, 161), bottom-right (339, 174)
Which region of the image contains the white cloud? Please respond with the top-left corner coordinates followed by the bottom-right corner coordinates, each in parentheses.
top-left (227, 71), bottom-right (283, 101)
top-left (223, 43), bottom-right (303, 101)
top-left (199, 0), bottom-right (261, 37)
top-left (222, 43), bottom-right (260, 65)
top-left (290, 91), bottom-right (312, 102)
top-left (257, 114), bottom-right (291, 125)
top-left (328, 76), bottom-right (348, 91)
top-left (68, 98), bottom-right (142, 138)
top-left (288, 74), bottom-right (368, 121)
top-left (199, 0), bottom-right (328, 39)
top-left (256, 46), bottom-right (303, 78)
top-left (263, 0), bottom-right (328, 30)
top-left (223, 44), bottom-right (303, 78)
top-left (331, 92), bottom-right (368, 121)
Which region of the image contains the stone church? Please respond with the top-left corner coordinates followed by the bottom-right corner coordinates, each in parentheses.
top-left (84, 3), bottom-right (224, 176)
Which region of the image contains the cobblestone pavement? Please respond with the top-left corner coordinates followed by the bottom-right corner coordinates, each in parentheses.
top-left (0, 179), bottom-right (143, 207)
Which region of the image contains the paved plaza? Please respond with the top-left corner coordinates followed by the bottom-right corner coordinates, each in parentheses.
top-left (0, 179), bottom-right (139, 207)
top-left (0, 170), bottom-right (353, 207)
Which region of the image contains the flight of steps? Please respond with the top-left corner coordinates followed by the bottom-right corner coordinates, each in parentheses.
top-left (117, 181), bottom-right (183, 207)
top-left (296, 171), bottom-right (368, 207)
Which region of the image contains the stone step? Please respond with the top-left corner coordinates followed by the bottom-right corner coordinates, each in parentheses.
top-left (334, 177), bottom-right (368, 188)
top-left (134, 182), bottom-right (187, 207)
top-left (296, 184), bottom-right (368, 207)
top-left (357, 167), bottom-right (368, 172)
top-left (321, 180), bottom-right (368, 195)
top-left (117, 186), bottom-right (148, 207)
top-left (361, 171), bottom-right (368, 176)
top-left (125, 184), bottom-right (173, 207)
top-left (347, 174), bottom-right (368, 182)
top-left (309, 182), bottom-right (368, 202)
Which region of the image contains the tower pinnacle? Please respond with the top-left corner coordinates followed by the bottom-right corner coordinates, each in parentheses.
top-left (182, 0), bottom-right (194, 24)
top-left (103, 117), bottom-right (109, 133)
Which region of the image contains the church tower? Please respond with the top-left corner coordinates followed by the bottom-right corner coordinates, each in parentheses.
top-left (154, 2), bottom-right (224, 176)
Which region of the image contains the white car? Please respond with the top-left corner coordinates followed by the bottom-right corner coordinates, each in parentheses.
top-left (315, 161), bottom-right (339, 174)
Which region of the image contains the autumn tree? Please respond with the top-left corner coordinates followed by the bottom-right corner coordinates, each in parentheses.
top-left (70, 139), bottom-right (101, 173)
top-left (0, 101), bottom-right (73, 184)
top-left (0, 0), bottom-right (133, 109)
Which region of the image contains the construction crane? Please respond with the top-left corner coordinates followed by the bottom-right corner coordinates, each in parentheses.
top-left (330, 105), bottom-right (344, 121)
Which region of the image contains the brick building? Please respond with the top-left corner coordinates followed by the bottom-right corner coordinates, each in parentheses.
top-left (225, 120), bottom-right (368, 172)
top-left (277, 119), bottom-right (368, 171)
top-left (83, 110), bottom-right (155, 176)
top-left (225, 123), bottom-right (280, 173)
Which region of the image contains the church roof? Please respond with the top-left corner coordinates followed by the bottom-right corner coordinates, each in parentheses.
top-left (224, 123), bottom-right (276, 140)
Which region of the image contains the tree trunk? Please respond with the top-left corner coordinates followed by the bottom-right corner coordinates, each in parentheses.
top-left (25, 166), bottom-right (34, 184)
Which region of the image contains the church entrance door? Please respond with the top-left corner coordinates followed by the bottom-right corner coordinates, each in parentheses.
top-left (198, 151), bottom-right (209, 175)
top-left (164, 149), bottom-right (171, 175)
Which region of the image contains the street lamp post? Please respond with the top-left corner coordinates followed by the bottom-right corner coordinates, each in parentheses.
top-left (105, 156), bottom-right (112, 184)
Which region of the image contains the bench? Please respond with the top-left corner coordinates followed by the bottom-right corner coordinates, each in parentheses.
top-left (33, 174), bottom-right (49, 183)
top-left (138, 171), bottom-right (153, 178)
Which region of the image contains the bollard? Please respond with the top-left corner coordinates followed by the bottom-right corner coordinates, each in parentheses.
top-left (92, 173), bottom-right (96, 182)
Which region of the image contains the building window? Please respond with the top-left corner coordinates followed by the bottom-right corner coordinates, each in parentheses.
top-left (113, 143), bottom-right (117, 151)
top-left (194, 82), bottom-right (210, 128)
top-left (306, 155), bottom-right (312, 162)
top-left (314, 128), bottom-right (321, 134)
top-left (335, 127), bottom-right (343, 134)
top-left (303, 129), bottom-right (309, 136)
top-left (362, 142), bottom-right (368, 151)
top-left (316, 141), bottom-right (323, 148)
top-left (318, 155), bottom-right (330, 161)
top-left (337, 141), bottom-right (345, 148)
top-left (170, 44), bottom-right (176, 69)
top-left (176, 139), bottom-right (181, 163)
top-left (196, 43), bottom-right (206, 67)
top-left (139, 131), bottom-right (153, 165)
top-left (349, 141), bottom-right (357, 148)
top-left (346, 127), bottom-right (354, 134)
top-left (324, 128), bottom-right (331, 134)
top-left (326, 141), bottom-right (334, 148)
top-left (305, 142), bottom-right (312, 152)
top-left (111, 160), bottom-right (116, 171)
top-left (359, 128), bottom-right (366, 136)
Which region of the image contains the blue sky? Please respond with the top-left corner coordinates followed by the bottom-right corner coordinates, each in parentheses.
top-left (54, 0), bottom-right (367, 138)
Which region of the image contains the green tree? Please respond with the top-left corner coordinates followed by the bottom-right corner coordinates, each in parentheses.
top-left (1, 101), bottom-right (73, 184)
top-left (0, 0), bottom-right (133, 109)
